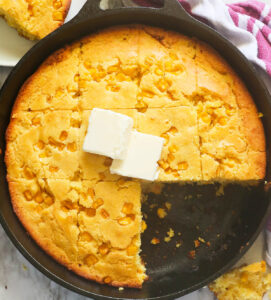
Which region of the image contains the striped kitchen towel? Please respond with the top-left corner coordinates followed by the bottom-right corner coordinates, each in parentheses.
top-left (127, 0), bottom-right (271, 77)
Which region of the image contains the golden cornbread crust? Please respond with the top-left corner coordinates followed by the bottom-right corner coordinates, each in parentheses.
top-left (0, 0), bottom-right (71, 40)
top-left (5, 25), bottom-right (266, 288)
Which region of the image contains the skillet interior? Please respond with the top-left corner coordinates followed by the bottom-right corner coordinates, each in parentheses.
top-left (0, 0), bottom-right (271, 299)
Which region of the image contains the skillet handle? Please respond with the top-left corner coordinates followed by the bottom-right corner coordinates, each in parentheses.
top-left (162, 0), bottom-right (194, 21)
top-left (70, 0), bottom-right (196, 23)
top-left (69, 0), bottom-right (102, 23)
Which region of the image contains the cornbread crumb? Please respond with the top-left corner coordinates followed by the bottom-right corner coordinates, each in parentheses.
top-left (188, 250), bottom-right (196, 259)
top-left (119, 287), bottom-right (124, 291)
top-left (216, 184), bottom-right (224, 196)
top-left (151, 238), bottom-right (160, 245)
top-left (258, 112), bottom-right (264, 118)
top-left (164, 228), bottom-right (175, 242)
top-left (176, 242), bottom-right (182, 248)
top-left (157, 208), bottom-right (167, 219)
top-left (198, 237), bottom-right (205, 243)
top-left (165, 202), bottom-right (172, 211)
top-left (194, 240), bottom-right (200, 248)
top-left (209, 261), bottom-right (271, 300)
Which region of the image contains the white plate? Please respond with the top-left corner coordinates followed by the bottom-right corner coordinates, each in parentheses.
top-left (0, 0), bottom-right (87, 67)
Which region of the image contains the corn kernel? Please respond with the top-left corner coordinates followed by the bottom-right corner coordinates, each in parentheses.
top-left (106, 84), bottom-right (120, 92)
top-left (23, 190), bottom-right (32, 201)
top-left (100, 209), bottom-right (109, 219)
top-left (55, 89), bottom-right (64, 98)
top-left (34, 192), bottom-right (43, 204)
top-left (86, 208), bottom-right (96, 217)
top-left (92, 198), bottom-right (104, 209)
top-left (116, 73), bottom-right (127, 82)
top-left (201, 112), bottom-right (211, 124)
top-left (39, 152), bottom-right (47, 158)
top-left (99, 243), bottom-right (110, 255)
top-left (178, 161), bottom-right (188, 170)
top-left (104, 276), bottom-right (112, 284)
top-left (226, 108), bottom-right (234, 116)
top-left (141, 90), bottom-right (154, 98)
top-left (258, 112), bottom-right (264, 118)
top-left (32, 116), bottom-right (41, 126)
top-left (122, 65), bottom-right (138, 78)
top-left (117, 178), bottom-right (127, 186)
top-left (122, 203), bottom-right (134, 215)
top-left (49, 166), bottom-right (59, 173)
top-left (160, 133), bottom-right (169, 145)
top-left (141, 220), bottom-right (147, 232)
top-left (84, 61), bottom-right (92, 69)
top-left (157, 208), bottom-right (167, 219)
top-left (70, 118), bottom-right (81, 128)
top-left (62, 200), bottom-right (75, 210)
top-left (241, 272), bottom-right (249, 283)
top-left (67, 85), bottom-right (77, 93)
top-left (53, 0), bottom-right (62, 9)
top-left (87, 188), bottom-right (95, 199)
top-left (168, 126), bottom-right (178, 134)
top-left (168, 145), bottom-right (178, 153)
top-left (164, 167), bottom-right (172, 174)
top-left (135, 100), bottom-right (148, 113)
top-left (165, 61), bottom-right (173, 72)
top-left (44, 195), bottom-right (54, 205)
top-left (167, 153), bottom-right (175, 162)
top-left (169, 52), bottom-right (178, 60)
top-left (218, 117), bottom-right (227, 126)
top-left (118, 215), bottom-right (134, 225)
top-left (36, 140), bottom-right (45, 150)
top-left (107, 65), bottom-right (119, 74)
top-left (85, 254), bottom-right (98, 266)
top-left (67, 142), bottom-right (77, 152)
top-left (99, 172), bottom-right (106, 180)
top-left (151, 238), bottom-right (160, 245)
top-left (79, 232), bottom-right (93, 242)
top-left (158, 159), bottom-right (169, 170)
top-left (127, 245), bottom-right (138, 256)
top-left (104, 157), bottom-right (113, 167)
top-left (154, 67), bottom-right (163, 76)
top-left (158, 80), bottom-right (169, 93)
top-left (74, 74), bottom-right (80, 82)
top-left (52, 11), bottom-right (63, 21)
top-left (24, 167), bottom-right (35, 179)
top-left (59, 131), bottom-right (68, 141)
top-left (145, 56), bottom-right (155, 66)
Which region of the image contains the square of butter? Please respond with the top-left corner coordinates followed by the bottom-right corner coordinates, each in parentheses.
top-left (83, 108), bottom-right (133, 159)
top-left (110, 130), bottom-right (164, 181)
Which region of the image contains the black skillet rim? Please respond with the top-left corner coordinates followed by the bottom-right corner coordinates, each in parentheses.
top-left (1, 0), bottom-right (271, 299)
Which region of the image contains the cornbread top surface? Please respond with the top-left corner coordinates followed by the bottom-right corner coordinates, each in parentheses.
top-left (0, 0), bottom-right (71, 40)
top-left (5, 25), bottom-right (266, 288)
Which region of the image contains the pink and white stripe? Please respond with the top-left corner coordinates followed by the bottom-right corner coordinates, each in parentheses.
top-left (132, 0), bottom-right (271, 77)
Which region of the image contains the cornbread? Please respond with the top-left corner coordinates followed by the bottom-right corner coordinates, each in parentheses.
top-left (209, 261), bottom-right (271, 300)
top-left (5, 25), bottom-right (266, 288)
top-left (0, 0), bottom-right (71, 40)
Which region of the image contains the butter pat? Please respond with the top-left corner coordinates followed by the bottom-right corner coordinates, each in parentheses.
top-left (83, 108), bottom-right (133, 159)
top-left (110, 130), bottom-right (164, 181)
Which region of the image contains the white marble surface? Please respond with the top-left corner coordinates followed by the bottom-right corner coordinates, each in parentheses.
top-left (0, 0), bottom-right (270, 299)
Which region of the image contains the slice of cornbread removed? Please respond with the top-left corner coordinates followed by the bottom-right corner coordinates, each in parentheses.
top-left (209, 261), bottom-right (271, 300)
top-left (9, 178), bottom-right (146, 288)
top-left (0, 0), bottom-right (71, 40)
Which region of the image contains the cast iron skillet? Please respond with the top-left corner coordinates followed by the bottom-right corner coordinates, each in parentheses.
top-left (1, 0), bottom-right (271, 299)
